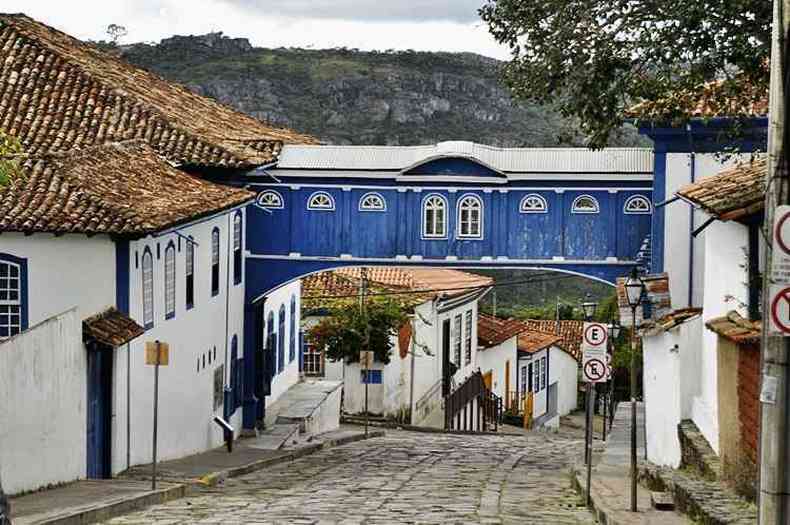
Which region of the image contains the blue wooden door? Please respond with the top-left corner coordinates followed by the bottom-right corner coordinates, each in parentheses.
top-left (86, 347), bottom-right (113, 478)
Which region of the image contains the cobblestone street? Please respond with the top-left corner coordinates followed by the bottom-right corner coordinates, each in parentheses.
top-left (104, 427), bottom-right (595, 524)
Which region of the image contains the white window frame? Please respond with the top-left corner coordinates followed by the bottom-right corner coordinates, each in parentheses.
top-left (422, 193), bottom-right (448, 239)
top-left (358, 192), bottom-right (387, 212)
top-left (307, 191), bottom-right (335, 211)
top-left (0, 259), bottom-right (22, 339)
top-left (142, 249), bottom-right (154, 328)
top-left (256, 190), bottom-right (284, 210)
top-left (456, 194), bottom-right (483, 239)
top-left (623, 195), bottom-right (652, 214)
top-left (571, 194), bottom-right (600, 214)
top-left (164, 244), bottom-right (176, 319)
top-left (519, 193), bottom-right (548, 214)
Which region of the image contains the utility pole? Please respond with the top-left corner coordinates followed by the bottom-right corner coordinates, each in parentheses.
top-left (760, 1), bottom-right (790, 522)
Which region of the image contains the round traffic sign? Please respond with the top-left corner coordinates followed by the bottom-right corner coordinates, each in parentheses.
top-left (584, 358), bottom-right (606, 381)
top-left (583, 323), bottom-right (608, 347)
top-left (776, 211), bottom-right (790, 256)
top-left (771, 287), bottom-right (790, 334)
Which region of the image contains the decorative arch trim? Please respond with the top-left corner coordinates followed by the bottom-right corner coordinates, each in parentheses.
top-left (256, 190), bottom-right (284, 210)
top-left (421, 193), bottom-right (449, 239)
top-left (571, 194), bottom-right (600, 214)
top-left (456, 193), bottom-right (484, 239)
top-left (624, 195), bottom-right (652, 214)
top-left (358, 192), bottom-right (387, 212)
top-left (307, 191), bottom-right (336, 211)
top-left (519, 193), bottom-right (548, 214)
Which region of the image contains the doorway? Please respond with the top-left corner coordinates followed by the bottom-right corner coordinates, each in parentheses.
top-left (504, 360), bottom-right (510, 408)
top-left (86, 345), bottom-right (113, 478)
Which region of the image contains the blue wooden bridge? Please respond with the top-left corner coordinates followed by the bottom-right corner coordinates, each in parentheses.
top-left (238, 141), bottom-right (654, 428)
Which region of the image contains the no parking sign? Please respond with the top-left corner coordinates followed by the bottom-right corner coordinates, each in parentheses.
top-left (582, 322), bottom-right (608, 383)
top-left (770, 206), bottom-right (790, 335)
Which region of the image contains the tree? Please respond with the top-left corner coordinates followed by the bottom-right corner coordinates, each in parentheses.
top-left (480, 0), bottom-right (771, 147)
top-left (306, 299), bottom-right (408, 365)
top-left (106, 24), bottom-right (127, 46)
top-left (0, 130), bottom-right (23, 187)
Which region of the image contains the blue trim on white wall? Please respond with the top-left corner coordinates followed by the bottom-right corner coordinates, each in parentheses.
top-left (0, 252), bottom-right (29, 334)
top-left (141, 247), bottom-right (154, 330)
top-left (651, 152), bottom-right (667, 272)
top-left (211, 226), bottom-right (220, 298)
top-left (234, 210), bottom-right (243, 286)
top-left (115, 240), bottom-right (130, 315)
top-left (164, 240), bottom-right (176, 320)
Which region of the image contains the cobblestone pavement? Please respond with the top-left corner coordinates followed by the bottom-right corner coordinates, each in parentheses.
top-left (103, 428), bottom-right (595, 524)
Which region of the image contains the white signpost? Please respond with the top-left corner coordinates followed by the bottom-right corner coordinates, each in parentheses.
top-left (582, 322), bottom-right (608, 383)
top-left (770, 205), bottom-right (790, 336)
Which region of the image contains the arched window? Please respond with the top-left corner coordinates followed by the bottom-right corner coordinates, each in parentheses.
top-left (307, 191), bottom-right (335, 211)
top-left (571, 195), bottom-right (600, 214)
top-left (278, 304), bottom-right (286, 373)
top-left (231, 335), bottom-right (242, 409)
top-left (624, 195), bottom-right (652, 214)
top-left (233, 212), bottom-right (242, 285)
top-left (141, 249), bottom-right (154, 329)
top-left (0, 255), bottom-right (26, 339)
top-left (289, 295), bottom-right (297, 363)
top-left (164, 243), bottom-right (176, 320)
top-left (256, 190), bottom-right (283, 209)
top-left (422, 194), bottom-right (447, 238)
top-left (266, 310), bottom-right (276, 372)
top-left (211, 227), bottom-right (220, 296)
top-left (519, 194), bottom-right (548, 214)
top-left (185, 237), bottom-right (195, 309)
top-left (457, 194), bottom-right (483, 238)
top-left (359, 192), bottom-right (386, 212)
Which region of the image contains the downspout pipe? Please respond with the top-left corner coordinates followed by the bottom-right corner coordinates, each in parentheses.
top-left (687, 126), bottom-right (696, 309)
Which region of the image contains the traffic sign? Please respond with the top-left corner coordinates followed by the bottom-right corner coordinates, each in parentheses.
top-left (145, 341), bottom-right (169, 366)
top-left (582, 322), bottom-right (608, 383)
top-left (772, 205), bottom-right (790, 286)
top-left (770, 285), bottom-right (790, 335)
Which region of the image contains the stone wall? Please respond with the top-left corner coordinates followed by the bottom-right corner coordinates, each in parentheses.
top-left (678, 419), bottom-right (720, 481)
top-left (738, 342), bottom-right (760, 463)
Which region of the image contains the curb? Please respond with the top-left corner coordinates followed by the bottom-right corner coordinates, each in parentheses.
top-left (18, 484), bottom-right (187, 525)
top-left (569, 465), bottom-right (627, 525)
top-left (34, 430), bottom-right (384, 525)
top-left (340, 418), bottom-right (524, 437)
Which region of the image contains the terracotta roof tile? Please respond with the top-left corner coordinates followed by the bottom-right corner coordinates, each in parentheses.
top-left (706, 311), bottom-right (761, 344)
top-left (0, 14), bottom-right (317, 168)
top-left (642, 307), bottom-right (703, 336)
top-left (616, 273), bottom-right (672, 327)
top-left (0, 140), bottom-right (254, 235)
top-left (521, 319), bottom-right (584, 361)
top-left (83, 307), bottom-right (144, 347)
top-left (627, 76), bottom-right (768, 121)
top-left (477, 314), bottom-right (530, 348)
top-left (517, 330), bottom-right (561, 355)
top-left (676, 158), bottom-right (766, 221)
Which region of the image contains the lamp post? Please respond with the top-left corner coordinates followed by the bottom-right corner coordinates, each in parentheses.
top-left (603, 320), bottom-right (621, 441)
top-left (581, 294), bottom-right (598, 481)
top-left (624, 268), bottom-right (646, 512)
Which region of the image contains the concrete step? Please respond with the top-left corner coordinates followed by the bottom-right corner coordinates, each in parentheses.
top-left (651, 491), bottom-right (675, 511)
top-left (265, 379), bottom-right (343, 437)
top-left (248, 423), bottom-right (301, 450)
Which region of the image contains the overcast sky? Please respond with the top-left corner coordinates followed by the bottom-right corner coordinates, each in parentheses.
top-left (5, 0), bottom-right (512, 59)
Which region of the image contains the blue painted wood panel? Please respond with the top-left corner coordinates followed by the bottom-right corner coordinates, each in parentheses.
top-left (564, 191), bottom-right (610, 260)
top-left (350, 189), bottom-right (397, 257)
top-left (507, 191), bottom-right (559, 259)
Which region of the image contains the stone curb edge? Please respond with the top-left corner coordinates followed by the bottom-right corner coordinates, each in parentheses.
top-left (36, 430), bottom-right (385, 525)
top-left (569, 465), bottom-right (625, 525)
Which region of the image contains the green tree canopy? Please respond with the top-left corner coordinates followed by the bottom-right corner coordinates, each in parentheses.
top-left (480, 0), bottom-right (771, 147)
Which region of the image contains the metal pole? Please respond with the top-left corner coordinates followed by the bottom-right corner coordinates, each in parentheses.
top-left (630, 307), bottom-right (638, 512)
top-left (602, 381), bottom-right (607, 442)
top-left (409, 331), bottom-right (416, 425)
top-left (760, 1), bottom-right (790, 522)
top-left (586, 383), bottom-right (593, 507)
top-left (365, 376), bottom-right (369, 436)
top-left (127, 342), bottom-right (131, 471)
top-left (152, 340), bottom-right (160, 491)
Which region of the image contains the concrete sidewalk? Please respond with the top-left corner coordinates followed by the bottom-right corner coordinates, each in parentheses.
top-left (572, 402), bottom-right (691, 525)
top-left (10, 426), bottom-right (383, 525)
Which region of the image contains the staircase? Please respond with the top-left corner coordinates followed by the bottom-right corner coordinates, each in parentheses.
top-left (445, 371), bottom-right (502, 432)
top-left (251, 379), bottom-right (343, 450)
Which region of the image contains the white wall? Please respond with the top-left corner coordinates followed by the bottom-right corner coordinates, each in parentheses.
top-left (549, 347), bottom-right (579, 417)
top-left (0, 233), bottom-right (116, 327)
top-left (120, 209), bottom-right (247, 473)
top-left (263, 279), bottom-right (302, 406)
top-left (476, 337), bottom-right (517, 403)
top-left (0, 309), bottom-right (86, 495)
top-left (518, 348), bottom-right (548, 418)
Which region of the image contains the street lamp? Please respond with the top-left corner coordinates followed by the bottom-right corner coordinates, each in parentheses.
top-left (581, 293), bottom-right (598, 321)
top-left (624, 267), bottom-right (645, 512)
top-left (602, 319), bottom-right (621, 441)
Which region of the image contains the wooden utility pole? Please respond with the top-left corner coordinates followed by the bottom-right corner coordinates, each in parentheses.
top-left (760, 1), bottom-right (790, 522)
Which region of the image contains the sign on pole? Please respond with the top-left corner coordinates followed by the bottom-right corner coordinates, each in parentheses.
top-left (769, 205), bottom-right (790, 335)
top-left (145, 341), bottom-right (169, 366)
top-left (582, 322), bottom-right (608, 383)
top-left (145, 340), bottom-right (168, 491)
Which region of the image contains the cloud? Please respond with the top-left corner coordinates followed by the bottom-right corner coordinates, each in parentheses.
top-left (219, 0), bottom-right (486, 23)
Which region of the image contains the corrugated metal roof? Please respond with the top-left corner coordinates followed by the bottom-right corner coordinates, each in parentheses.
top-left (276, 142), bottom-right (653, 174)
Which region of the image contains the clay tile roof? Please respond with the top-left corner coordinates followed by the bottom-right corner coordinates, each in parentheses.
top-left (627, 76), bottom-right (768, 121)
top-left (676, 157), bottom-right (766, 221)
top-left (642, 307), bottom-right (703, 336)
top-left (83, 307), bottom-right (144, 347)
top-left (0, 140), bottom-right (254, 235)
top-left (301, 267), bottom-right (492, 311)
top-left (616, 273), bottom-right (672, 327)
top-left (517, 330), bottom-right (562, 355)
top-left (706, 310), bottom-right (761, 344)
top-left (521, 319), bottom-right (584, 361)
top-left (0, 14), bottom-right (317, 168)
top-left (477, 314), bottom-right (531, 348)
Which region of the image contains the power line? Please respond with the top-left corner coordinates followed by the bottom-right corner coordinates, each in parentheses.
top-left (302, 271), bottom-right (588, 300)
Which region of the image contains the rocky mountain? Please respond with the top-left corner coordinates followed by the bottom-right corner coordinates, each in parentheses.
top-left (119, 33), bottom-right (646, 147)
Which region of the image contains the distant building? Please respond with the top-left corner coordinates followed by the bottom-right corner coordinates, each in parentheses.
top-left (302, 267), bottom-right (492, 427)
